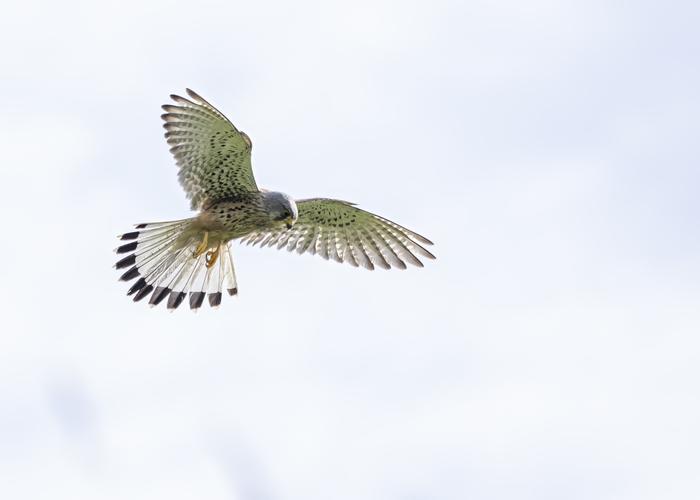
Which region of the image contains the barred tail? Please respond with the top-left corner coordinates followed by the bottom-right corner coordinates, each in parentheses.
top-left (114, 219), bottom-right (238, 310)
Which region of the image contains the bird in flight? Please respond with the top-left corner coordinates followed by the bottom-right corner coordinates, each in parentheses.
top-left (115, 89), bottom-right (435, 310)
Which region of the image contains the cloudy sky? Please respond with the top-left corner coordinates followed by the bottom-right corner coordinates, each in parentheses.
top-left (1, 0), bottom-right (699, 498)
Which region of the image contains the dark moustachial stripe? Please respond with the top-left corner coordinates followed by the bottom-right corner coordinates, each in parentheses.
top-left (149, 287), bottom-right (170, 306)
top-left (208, 292), bottom-right (222, 307)
top-left (116, 241), bottom-right (137, 254)
top-left (167, 291), bottom-right (186, 309)
top-left (127, 278), bottom-right (147, 296)
top-left (119, 266), bottom-right (140, 281)
top-left (189, 292), bottom-right (205, 309)
top-left (133, 284), bottom-right (153, 302)
top-left (115, 254), bottom-right (137, 270)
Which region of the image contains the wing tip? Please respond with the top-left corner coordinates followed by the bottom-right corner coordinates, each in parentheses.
top-left (185, 88), bottom-right (203, 101)
top-left (170, 93), bottom-right (194, 106)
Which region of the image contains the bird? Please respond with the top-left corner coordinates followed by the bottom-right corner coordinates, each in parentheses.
top-left (115, 89), bottom-right (435, 310)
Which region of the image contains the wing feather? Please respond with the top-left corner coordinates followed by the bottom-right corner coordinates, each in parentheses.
top-left (374, 224), bottom-right (424, 268)
top-left (358, 227), bottom-right (391, 270)
top-left (369, 226), bottom-right (407, 269)
top-left (241, 198), bottom-right (434, 270)
top-left (161, 89), bottom-right (258, 210)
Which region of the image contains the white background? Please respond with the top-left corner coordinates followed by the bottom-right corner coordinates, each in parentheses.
top-left (1, 1), bottom-right (699, 498)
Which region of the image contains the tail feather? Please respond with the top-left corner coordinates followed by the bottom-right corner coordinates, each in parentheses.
top-left (115, 219), bottom-right (238, 310)
top-left (163, 250), bottom-right (201, 310)
top-left (223, 245), bottom-right (238, 296)
top-left (204, 245), bottom-right (225, 308)
top-left (207, 247), bottom-right (225, 308)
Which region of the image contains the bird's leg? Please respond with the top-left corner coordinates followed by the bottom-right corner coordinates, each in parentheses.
top-left (193, 231), bottom-right (209, 258)
top-left (205, 244), bottom-right (221, 269)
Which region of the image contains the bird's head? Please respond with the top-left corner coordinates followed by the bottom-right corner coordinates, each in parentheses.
top-left (262, 191), bottom-right (298, 230)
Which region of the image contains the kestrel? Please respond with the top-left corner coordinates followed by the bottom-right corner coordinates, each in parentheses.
top-left (115, 89), bottom-right (435, 309)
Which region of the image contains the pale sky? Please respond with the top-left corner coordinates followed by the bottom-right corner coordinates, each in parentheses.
top-left (1, 1), bottom-right (699, 499)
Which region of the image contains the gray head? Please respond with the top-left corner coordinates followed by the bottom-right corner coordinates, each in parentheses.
top-left (261, 191), bottom-right (298, 229)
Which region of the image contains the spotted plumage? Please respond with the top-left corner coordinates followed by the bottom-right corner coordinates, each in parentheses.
top-left (115, 89), bottom-right (435, 309)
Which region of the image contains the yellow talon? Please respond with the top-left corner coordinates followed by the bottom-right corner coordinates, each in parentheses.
top-left (193, 231), bottom-right (209, 258)
top-left (205, 244), bottom-right (220, 268)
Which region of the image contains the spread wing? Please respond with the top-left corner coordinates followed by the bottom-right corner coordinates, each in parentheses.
top-left (161, 89), bottom-right (259, 210)
top-left (240, 198), bottom-right (435, 270)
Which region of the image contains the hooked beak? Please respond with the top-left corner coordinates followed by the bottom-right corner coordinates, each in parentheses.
top-left (285, 217), bottom-right (294, 230)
